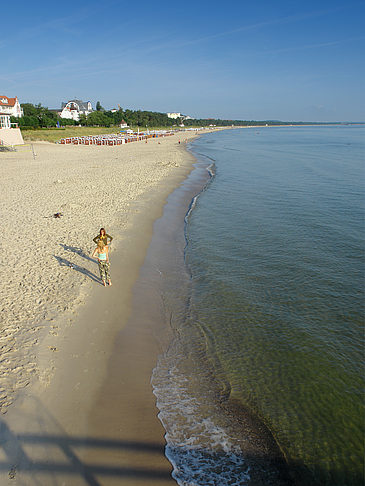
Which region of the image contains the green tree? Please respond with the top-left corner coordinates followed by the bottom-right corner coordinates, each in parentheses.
top-left (58, 117), bottom-right (77, 126)
top-left (18, 115), bottom-right (39, 128)
top-left (96, 101), bottom-right (104, 112)
top-left (78, 114), bottom-right (87, 126)
top-left (19, 103), bottom-right (59, 128)
top-left (86, 111), bottom-right (111, 127)
top-left (21, 103), bottom-right (39, 117)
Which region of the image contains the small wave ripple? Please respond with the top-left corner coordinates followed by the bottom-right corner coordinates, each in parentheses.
top-left (152, 357), bottom-right (250, 486)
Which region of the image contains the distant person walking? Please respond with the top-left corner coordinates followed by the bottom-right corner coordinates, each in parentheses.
top-left (92, 241), bottom-right (112, 287)
top-left (93, 228), bottom-right (113, 247)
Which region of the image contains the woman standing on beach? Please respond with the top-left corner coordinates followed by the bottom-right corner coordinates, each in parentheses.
top-left (92, 241), bottom-right (112, 287)
top-left (93, 228), bottom-right (113, 247)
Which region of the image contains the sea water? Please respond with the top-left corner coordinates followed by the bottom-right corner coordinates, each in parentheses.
top-left (152, 126), bottom-right (364, 485)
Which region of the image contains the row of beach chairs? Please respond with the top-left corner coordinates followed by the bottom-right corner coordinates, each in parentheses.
top-left (58, 131), bottom-right (175, 146)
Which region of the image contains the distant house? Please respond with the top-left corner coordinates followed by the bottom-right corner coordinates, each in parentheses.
top-left (167, 112), bottom-right (182, 119)
top-left (111, 104), bottom-right (122, 114)
top-left (120, 119), bottom-right (128, 128)
top-left (167, 112), bottom-right (193, 121)
top-left (0, 96), bottom-right (23, 118)
top-left (60, 99), bottom-right (93, 121)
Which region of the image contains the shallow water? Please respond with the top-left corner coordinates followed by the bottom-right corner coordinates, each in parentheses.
top-left (152, 126), bottom-right (364, 486)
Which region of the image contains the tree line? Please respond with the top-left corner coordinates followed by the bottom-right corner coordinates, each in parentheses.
top-left (12, 102), bottom-right (326, 130)
top-left (13, 103), bottom-right (182, 129)
top-left (79, 107), bottom-right (177, 128)
top-left (12, 103), bottom-right (75, 129)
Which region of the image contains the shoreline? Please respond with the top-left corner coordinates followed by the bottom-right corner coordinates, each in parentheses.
top-left (0, 126), bottom-right (296, 485)
top-left (0, 130), bottom-right (215, 485)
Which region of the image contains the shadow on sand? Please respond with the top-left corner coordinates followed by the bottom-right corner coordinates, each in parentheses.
top-left (0, 421), bottom-right (172, 485)
top-left (54, 255), bottom-right (102, 285)
top-left (0, 413), bottom-right (362, 486)
top-left (59, 244), bottom-right (96, 264)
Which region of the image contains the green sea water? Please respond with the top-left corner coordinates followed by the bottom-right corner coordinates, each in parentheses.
top-left (184, 126), bottom-right (365, 485)
top-left (152, 126), bottom-right (364, 485)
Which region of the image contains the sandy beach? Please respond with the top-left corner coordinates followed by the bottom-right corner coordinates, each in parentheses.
top-left (0, 130), bottom-right (208, 485)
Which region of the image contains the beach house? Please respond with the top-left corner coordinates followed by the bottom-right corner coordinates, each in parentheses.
top-left (60, 100), bottom-right (93, 121)
top-left (0, 95), bottom-right (24, 146)
top-left (0, 96), bottom-right (23, 118)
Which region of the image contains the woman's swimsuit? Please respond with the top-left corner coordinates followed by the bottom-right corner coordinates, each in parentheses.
top-left (93, 234), bottom-right (113, 245)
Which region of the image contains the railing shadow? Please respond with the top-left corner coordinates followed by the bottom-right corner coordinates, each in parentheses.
top-left (54, 255), bottom-right (101, 285)
top-left (0, 421), bottom-right (172, 486)
top-left (1, 415), bottom-right (362, 486)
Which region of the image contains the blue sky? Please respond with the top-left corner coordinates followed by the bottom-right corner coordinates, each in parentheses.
top-left (1, 0), bottom-right (364, 121)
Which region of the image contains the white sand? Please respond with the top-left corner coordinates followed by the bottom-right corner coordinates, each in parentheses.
top-left (0, 133), bottom-right (200, 415)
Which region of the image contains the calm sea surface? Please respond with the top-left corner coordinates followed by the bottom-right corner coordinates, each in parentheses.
top-left (152, 126), bottom-right (364, 486)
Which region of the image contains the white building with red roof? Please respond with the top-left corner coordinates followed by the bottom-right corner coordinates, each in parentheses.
top-left (60, 99), bottom-right (93, 121)
top-left (0, 96), bottom-right (23, 118)
top-left (0, 96), bottom-right (24, 146)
